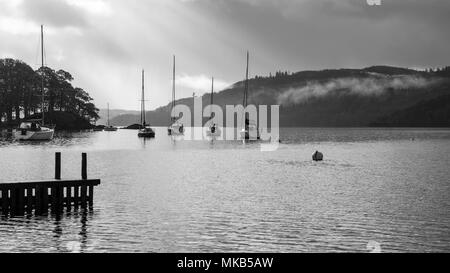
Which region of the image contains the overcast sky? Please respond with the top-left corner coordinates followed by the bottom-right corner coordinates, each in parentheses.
top-left (1, 0), bottom-right (449, 110)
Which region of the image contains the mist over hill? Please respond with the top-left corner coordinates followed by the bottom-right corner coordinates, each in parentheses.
top-left (108, 66), bottom-right (450, 127)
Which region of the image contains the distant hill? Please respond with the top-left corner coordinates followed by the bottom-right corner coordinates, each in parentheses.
top-left (371, 94), bottom-right (450, 127)
top-left (110, 65), bottom-right (450, 127)
top-left (97, 109), bottom-right (139, 126)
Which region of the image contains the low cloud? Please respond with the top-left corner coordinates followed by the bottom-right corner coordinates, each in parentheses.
top-left (176, 74), bottom-right (231, 92)
top-left (21, 0), bottom-right (89, 28)
top-left (277, 75), bottom-right (439, 106)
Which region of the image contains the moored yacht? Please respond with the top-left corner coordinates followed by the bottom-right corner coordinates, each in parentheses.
top-left (168, 121), bottom-right (184, 136)
top-left (138, 69), bottom-right (155, 138)
top-left (14, 120), bottom-right (55, 141)
top-left (14, 25), bottom-right (54, 141)
top-left (240, 118), bottom-right (259, 140)
top-left (206, 77), bottom-right (222, 137)
top-left (168, 55), bottom-right (185, 136)
top-left (104, 103), bottom-right (118, 131)
top-left (240, 51), bottom-right (260, 141)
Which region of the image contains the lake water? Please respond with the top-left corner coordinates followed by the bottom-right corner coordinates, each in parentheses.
top-left (0, 127), bottom-right (449, 253)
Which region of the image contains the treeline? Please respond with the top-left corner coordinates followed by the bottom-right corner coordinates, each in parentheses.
top-left (0, 58), bottom-right (99, 128)
top-left (426, 66), bottom-right (450, 76)
top-left (255, 70), bottom-right (292, 80)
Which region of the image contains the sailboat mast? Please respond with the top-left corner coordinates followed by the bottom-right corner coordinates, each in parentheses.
top-left (142, 69), bottom-right (146, 126)
top-left (107, 103), bottom-right (110, 126)
top-left (243, 51), bottom-right (249, 108)
top-left (170, 55), bottom-right (176, 122)
top-left (41, 25), bottom-right (45, 125)
top-left (211, 77), bottom-right (214, 106)
top-left (211, 77), bottom-right (214, 118)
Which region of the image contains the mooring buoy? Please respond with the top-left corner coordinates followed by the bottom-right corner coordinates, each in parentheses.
top-left (313, 151), bottom-right (324, 161)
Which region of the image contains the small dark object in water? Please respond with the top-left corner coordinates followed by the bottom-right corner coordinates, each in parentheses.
top-left (313, 151), bottom-right (324, 161)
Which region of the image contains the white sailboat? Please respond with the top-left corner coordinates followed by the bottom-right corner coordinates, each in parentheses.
top-left (240, 51), bottom-right (260, 141)
top-left (206, 77), bottom-right (221, 137)
top-left (168, 55), bottom-right (185, 136)
top-left (138, 69), bottom-right (155, 138)
top-left (104, 103), bottom-right (118, 131)
top-left (14, 120), bottom-right (55, 141)
top-left (14, 25), bottom-right (55, 141)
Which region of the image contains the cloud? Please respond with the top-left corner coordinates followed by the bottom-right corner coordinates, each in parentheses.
top-left (66, 0), bottom-right (113, 16)
top-left (21, 0), bottom-right (89, 28)
top-left (0, 17), bottom-right (39, 35)
top-left (2, 0), bottom-right (450, 110)
top-left (277, 75), bottom-right (439, 106)
top-left (176, 74), bottom-right (231, 92)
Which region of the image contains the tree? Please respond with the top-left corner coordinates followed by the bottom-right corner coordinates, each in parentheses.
top-left (0, 58), bottom-right (99, 128)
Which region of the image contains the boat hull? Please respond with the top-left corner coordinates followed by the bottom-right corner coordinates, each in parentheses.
top-left (168, 123), bottom-right (184, 136)
top-left (13, 128), bottom-right (54, 141)
top-left (240, 129), bottom-right (260, 141)
top-left (138, 132), bottom-right (155, 138)
top-left (138, 128), bottom-right (155, 138)
top-left (206, 126), bottom-right (222, 137)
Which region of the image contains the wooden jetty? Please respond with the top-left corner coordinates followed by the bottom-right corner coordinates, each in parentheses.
top-left (0, 153), bottom-right (100, 217)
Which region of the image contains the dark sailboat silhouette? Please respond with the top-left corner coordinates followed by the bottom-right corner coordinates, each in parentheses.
top-left (240, 51), bottom-right (260, 141)
top-left (206, 77), bottom-right (221, 137)
top-left (138, 69), bottom-right (155, 138)
top-left (104, 103), bottom-right (118, 131)
top-left (167, 55), bottom-right (184, 136)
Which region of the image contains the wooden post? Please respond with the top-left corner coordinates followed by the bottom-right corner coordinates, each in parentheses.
top-left (16, 188), bottom-right (24, 216)
top-left (35, 186), bottom-right (42, 215)
top-left (42, 187), bottom-right (49, 214)
top-left (1, 189), bottom-right (8, 215)
top-left (53, 186), bottom-right (63, 213)
top-left (66, 186), bottom-right (72, 210)
top-left (73, 186), bottom-right (79, 208)
top-left (88, 185), bottom-right (94, 207)
top-left (81, 185), bottom-right (87, 208)
top-left (51, 186), bottom-right (63, 213)
top-left (82, 153), bottom-right (87, 180)
top-left (51, 186), bottom-right (57, 212)
top-left (10, 188), bottom-right (17, 215)
top-left (55, 152), bottom-right (61, 180)
top-left (26, 188), bottom-right (33, 213)
top-left (58, 186), bottom-right (63, 211)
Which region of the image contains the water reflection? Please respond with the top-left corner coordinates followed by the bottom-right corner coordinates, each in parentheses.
top-left (0, 208), bottom-right (95, 253)
top-left (1, 128), bottom-right (450, 252)
top-left (139, 136), bottom-right (156, 148)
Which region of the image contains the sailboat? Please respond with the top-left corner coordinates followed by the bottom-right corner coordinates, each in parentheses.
top-left (138, 69), bottom-right (155, 138)
top-left (239, 51), bottom-right (260, 141)
top-left (206, 77), bottom-right (221, 137)
top-left (167, 55), bottom-right (184, 136)
top-left (14, 25), bottom-right (55, 141)
top-left (104, 103), bottom-right (118, 131)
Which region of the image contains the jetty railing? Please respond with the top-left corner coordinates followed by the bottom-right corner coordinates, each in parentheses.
top-left (0, 153), bottom-right (101, 216)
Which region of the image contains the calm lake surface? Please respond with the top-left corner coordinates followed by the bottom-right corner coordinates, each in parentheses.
top-left (0, 127), bottom-right (449, 253)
